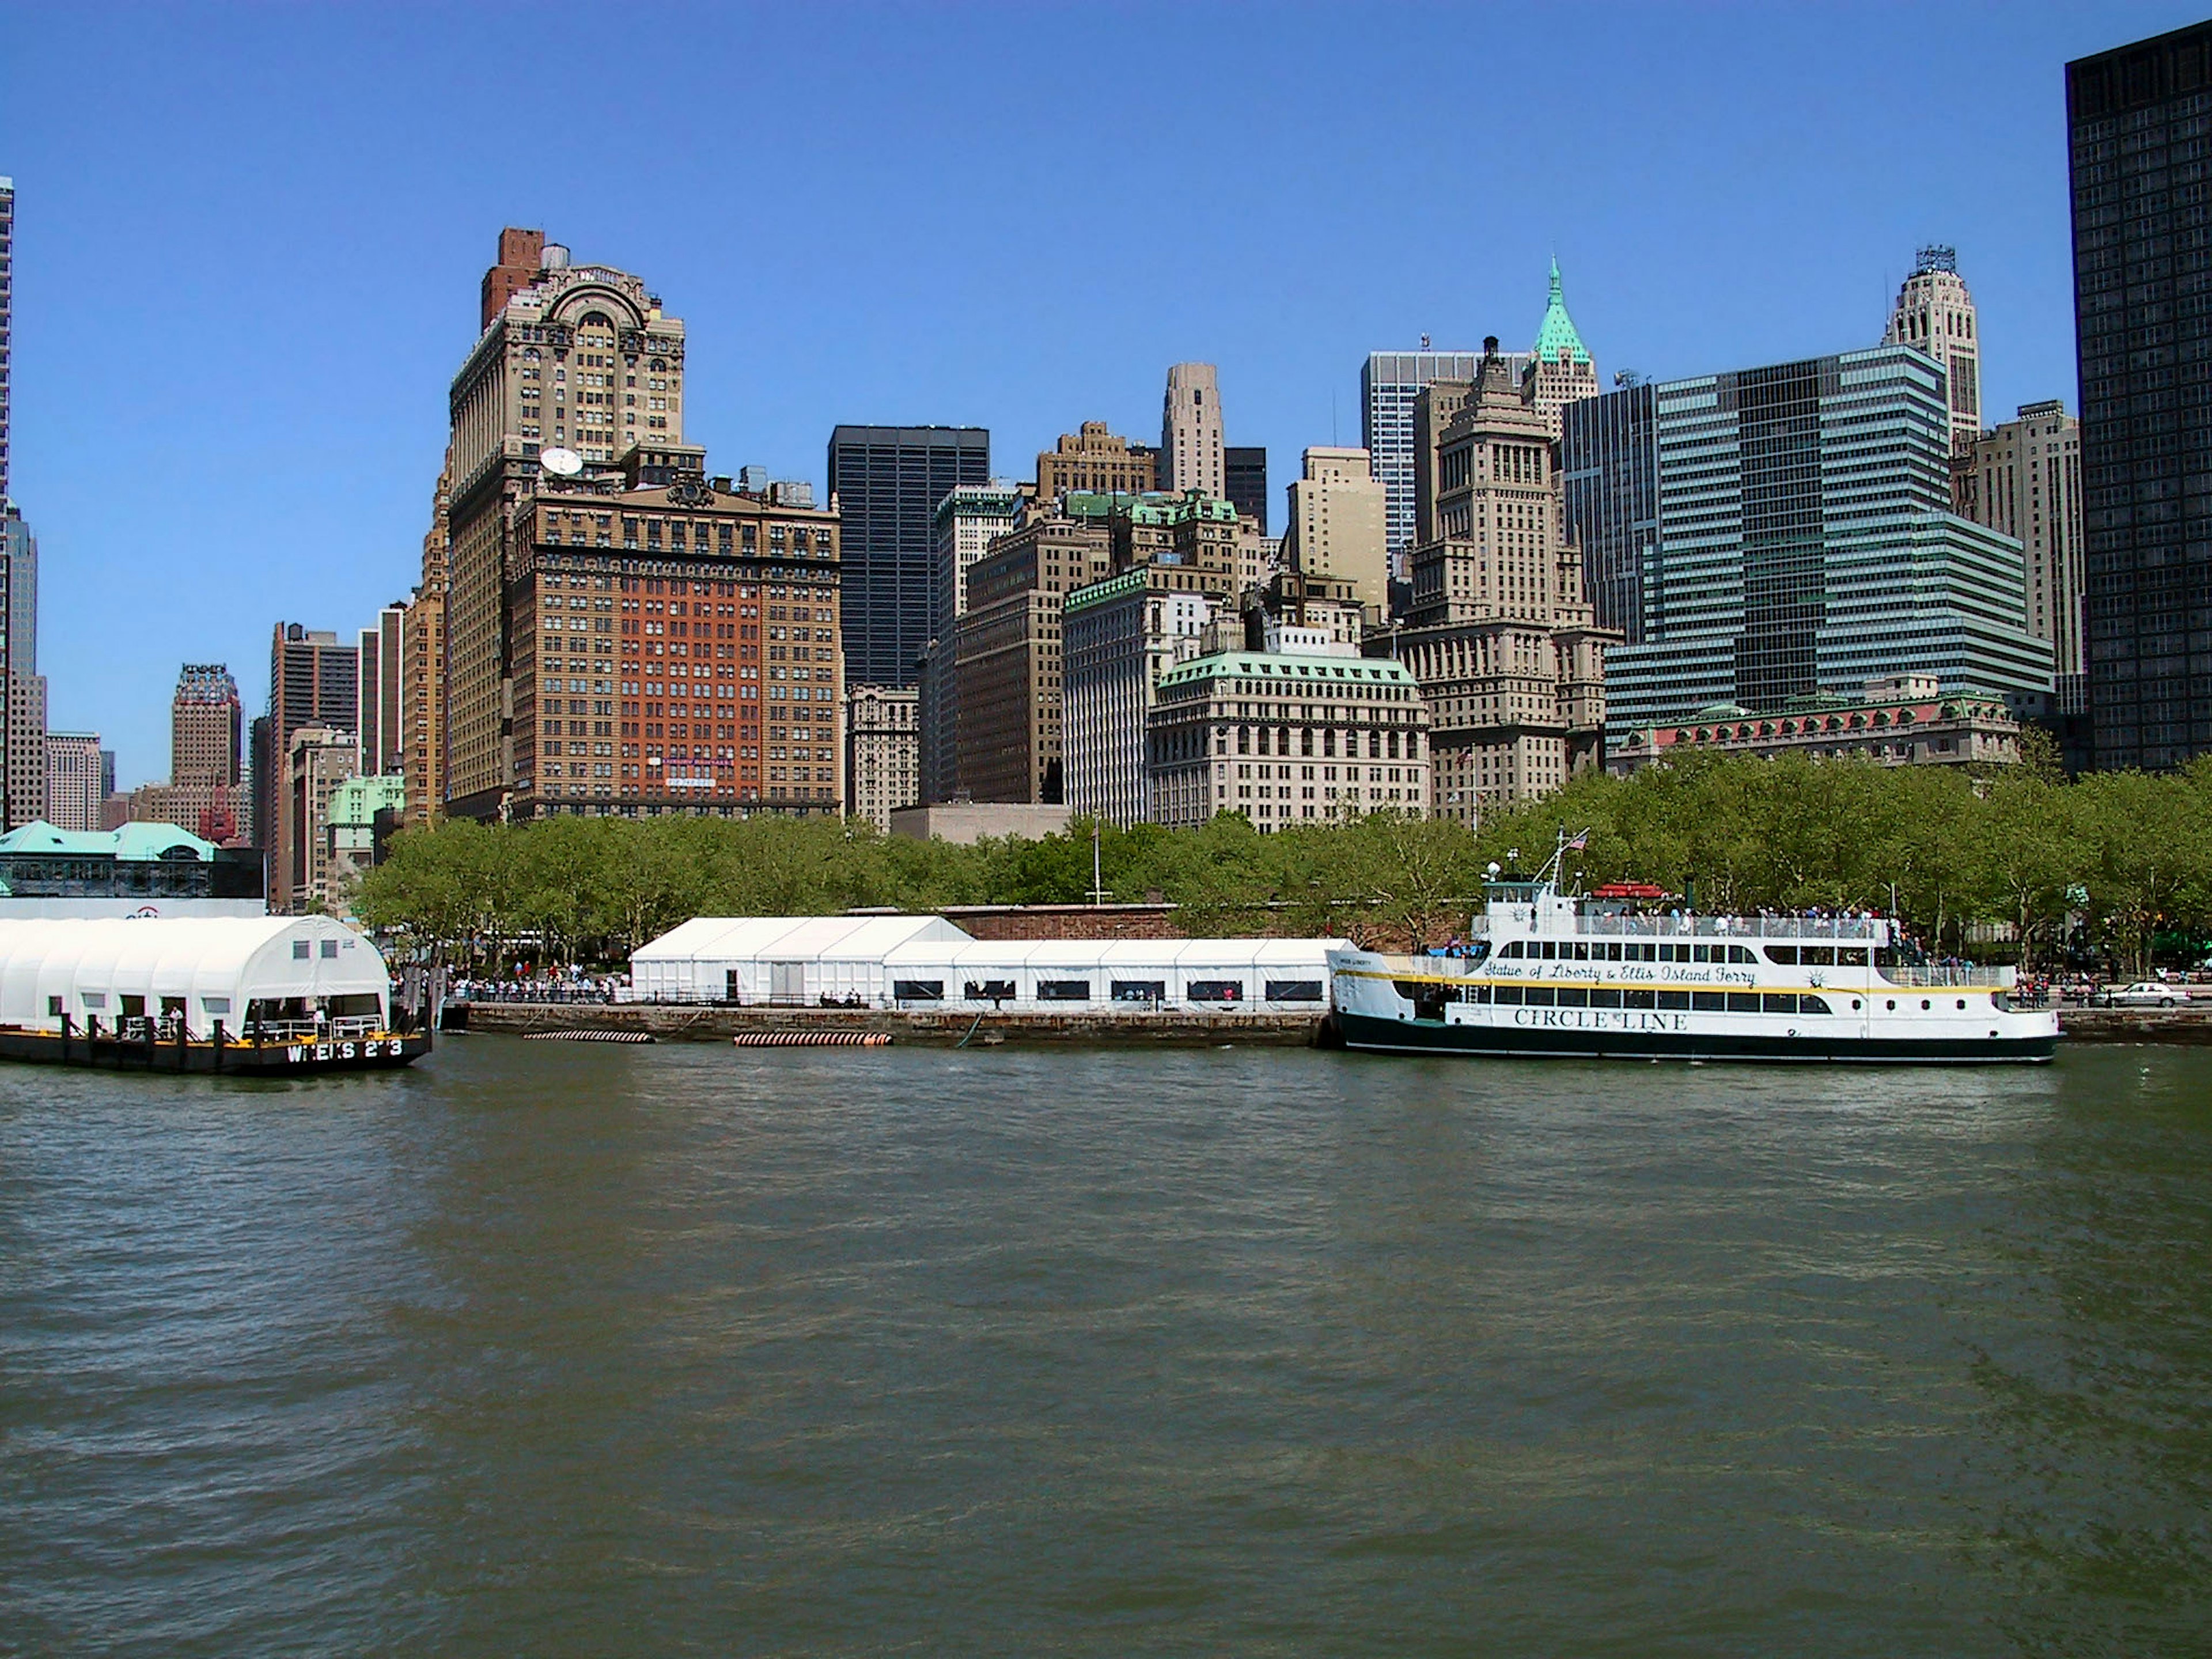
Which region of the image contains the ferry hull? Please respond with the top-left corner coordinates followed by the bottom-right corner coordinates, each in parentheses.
top-left (1333, 1009), bottom-right (2056, 1065)
top-left (0, 1028), bottom-right (432, 1075)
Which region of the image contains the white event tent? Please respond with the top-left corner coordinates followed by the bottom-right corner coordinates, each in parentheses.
top-left (629, 915), bottom-right (1341, 1011)
top-left (0, 915), bottom-right (391, 1035)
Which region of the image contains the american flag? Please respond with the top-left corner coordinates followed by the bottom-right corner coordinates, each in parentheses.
top-left (1565, 830), bottom-right (1589, 851)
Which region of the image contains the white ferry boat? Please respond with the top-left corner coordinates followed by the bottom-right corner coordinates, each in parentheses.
top-left (1327, 835), bottom-right (2058, 1065)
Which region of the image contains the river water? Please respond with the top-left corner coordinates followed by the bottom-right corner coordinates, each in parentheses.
top-left (1, 1037), bottom-right (2207, 1655)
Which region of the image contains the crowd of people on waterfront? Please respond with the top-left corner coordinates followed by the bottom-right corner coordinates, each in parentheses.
top-left (448, 972), bottom-right (626, 1005)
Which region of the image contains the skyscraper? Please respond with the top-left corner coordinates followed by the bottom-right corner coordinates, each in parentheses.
top-left (1160, 364), bottom-right (1225, 500)
top-left (1564, 346), bottom-right (2052, 743)
top-left (0, 176), bottom-right (14, 502)
top-left (1882, 245), bottom-right (1981, 454)
top-left (1365, 350), bottom-right (1488, 561)
top-left (442, 229), bottom-right (689, 817)
top-left (1, 504), bottom-right (44, 830)
top-left (359, 603), bottom-right (406, 775)
top-left (1281, 447), bottom-right (1389, 622)
top-left (44, 732), bottom-right (103, 833)
top-left (2067, 21), bottom-right (2212, 768)
top-left (1521, 258), bottom-right (1600, 433)
top-left (264, 626), bottom-right (358, 910)
top-left (1035, 424), bottom-right (1156, 499)
top-left (1971, 402), bottom-right (2084, 718)
top-left (827, 425), bottom-right (989, 689)
top-left (1224, 445), bottom-right (1268, 534)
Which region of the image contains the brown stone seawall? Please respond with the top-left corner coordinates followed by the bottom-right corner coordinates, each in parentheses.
top-left (2056, 1006), bottom-right (2212, 1043)
top-left (459, 1002), bottom-right (1326, 1047)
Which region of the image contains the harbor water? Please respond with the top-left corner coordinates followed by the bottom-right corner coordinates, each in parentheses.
top-left (1, 1039), bottom-right (2208, 1654)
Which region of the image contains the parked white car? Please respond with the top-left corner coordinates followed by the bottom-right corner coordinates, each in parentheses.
top-left (2094, 981), bottom-right (2194, 1008)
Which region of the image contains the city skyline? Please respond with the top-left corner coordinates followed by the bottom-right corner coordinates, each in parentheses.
top-left (0, 1), bottom-right (2199, 781)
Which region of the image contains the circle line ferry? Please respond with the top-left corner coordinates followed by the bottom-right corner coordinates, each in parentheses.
top-left (1327, 832), bottom-right (2058, 1065)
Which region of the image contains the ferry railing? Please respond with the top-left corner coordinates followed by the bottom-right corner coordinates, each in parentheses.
top-left (242, 1016), bottom-right (387, 1041)
top-left (1577, 914), bottom-right (1885, 941)
top-left (1874, 964), bottom-right (2013, 988)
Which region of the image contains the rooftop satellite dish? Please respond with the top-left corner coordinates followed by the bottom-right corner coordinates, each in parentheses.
top-left (540, 446), bottom-right (584, 477)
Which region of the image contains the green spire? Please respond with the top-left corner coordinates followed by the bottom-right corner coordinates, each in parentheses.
top-left (1532, 255), bottom-right (1591, 365)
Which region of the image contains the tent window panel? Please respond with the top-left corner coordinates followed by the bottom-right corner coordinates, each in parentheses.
top-left (321, 940), bottom-right (339, 959)
top-left (201, 997), bottom-right (232, 1015)
top-left (81, 993), bottom-right (106, 1009)
top-left (293, 941), bottom-right (311, 959)
top-left (329, 994), bottom-right (381, 1017)
top-left (1187, 980), bottom-right (1244, 1003)
top-left (1111, 980), bottom-right (1167, 1003)
top-left (964, 979), bottom-right (1017, 1002)
top-left (1264, 979), bottom-right (1324, 1002)
top-left (1037, 980), bottom-right (1090, 1001)
top-left (47, 997), bottom-right (62, 1016)
top-left (892, 979), bottom-right (944, 1001)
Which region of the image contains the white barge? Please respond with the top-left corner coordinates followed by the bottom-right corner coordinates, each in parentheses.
top-left (1328, 839), bottom-right (2058, 1065)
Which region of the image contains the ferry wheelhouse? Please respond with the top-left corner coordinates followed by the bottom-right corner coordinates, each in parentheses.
top-left (1328, 838), bottom-right (2058, 1065)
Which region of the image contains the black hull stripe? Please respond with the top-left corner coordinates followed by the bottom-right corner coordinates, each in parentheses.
top-left (1334, 1013), bottom-right (2056, 1065)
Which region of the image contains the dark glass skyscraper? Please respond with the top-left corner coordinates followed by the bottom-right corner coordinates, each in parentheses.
top-left (827, 426), bottom-right (990, 688)
top-left (2068, 21), bottom-right (2212, 768)
top-left (1223, 445), bottom-right (1268, 535)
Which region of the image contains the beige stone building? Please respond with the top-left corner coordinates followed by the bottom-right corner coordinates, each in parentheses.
top-left (1147, 649), bottom-right (1431, 831)
top-left (1281, 446), bottom-right (1389, 623)
top-left (1036, 423), bottom-right (1157, 500)
top-left (442, 230), bottom-right (688, 819)
top-left (950, 509), bottom-right (1114, 803)
top-left (113, 664), bottom-right (251, 845)
top-left (1395, 344), bottom-right (1614, 826)
top-left (402, 448), bottom-right (451, 828)
top-left (43, 732), bottom-right (104, 834)
top-left (846, 684), bottom-right (918, 832)
top-left (1160, 363), bottom-right (1225, 499)
top-left (1970, 401), bottom-right (2084, 711)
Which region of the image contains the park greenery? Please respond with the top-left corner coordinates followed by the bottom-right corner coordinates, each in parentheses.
top-left (353, 748), bottom-right (2212, 973)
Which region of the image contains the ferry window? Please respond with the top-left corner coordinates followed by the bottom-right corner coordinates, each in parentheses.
top-left (1264, 980), bottom-right (1324, 1002)
top-left (1465, 985), bottom-right (1491, 1003)
top-left (1539, 942), bottom-right (1556, 960)
top-left (1501, 942), bottom-right (1524, 957)
top-left (1692, 991), bottom-right (1728, 1012)
top-left (1631, 943), bottom-right (1654, 962)
top-left (1659, 944), bottom-right (1683, 963)
top-left (1607, 943), bottom-right (1623, 961)
top-left (1726, 993), bottom-right (1761, 1013)
top-left (1766, 946), bottom-right (1798, 964)
top-left (1522, 987), bottom-right (1555, 1007)
top-left (1729, 946), bottom-right (1756, 963)
top-left (1037, 980), bottom-right (1090, 1001)
top-left (1556, 988), bottom-right (1589, 1007)
top-left (47, 996), bottom-right (61, 1016)
top-left (202, 997), bottom-right (231, 1015)
top-left (1886, 999), bottom-right (1896, 1010)
top-left (1956, 999), bottom-right (1967, 1010)
top-left (1492, 986), bottom-right (1524, 1006)
top-left (1657, 991), bottom-right (1691, 1010)
top-left (1623, 989), bottom-right (1656, 1009)
top-left (1590, 988), bottom-right (1622, 1009)
top-left (1188, 980), bottom-right (1244, 1003)
top-left (1572, 943), bottom-right (1589, 961)
top-left (1800, 995), bottom-right (1834, 1016)
top-left (1692, 945), bottom-right (1713, 964)
top-left (1763, 994), bottom-right (1798, 1014)
top-left (81, 993), bottom-right (105, 1009)
top-left (1921, 999), bottom-right (1932, 1011)
top-left (892, 979), bottom-right (944, 1001)
top-left (1802, 946), bottom-right (1835, 966)
top-left (1851, 999), bottom-right (1863, 1010)
top-left (1838, 948), bottom-right (1869, 967)
top-left (321, 940), bottom-right (339, 959)
top-left (293, 940), bottom-right (310, 959)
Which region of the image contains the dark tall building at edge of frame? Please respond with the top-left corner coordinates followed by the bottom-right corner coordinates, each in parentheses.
top-left (2069, 20), bottom-right (2212, 769)
top-left (827, 426), bottom-right (989, 688)
top-left (1224, 445), bottom-right (1268, 536)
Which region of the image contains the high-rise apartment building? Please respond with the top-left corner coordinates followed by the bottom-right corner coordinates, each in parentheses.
top-left (1160, 364), bottom-right (1225, 499)
top-left (1395, 344), bottom-right (1613, 824)
top-left (264, 626), bottom-right (358, 908)
top-left (1521, 259), bottom-right (1601, 434)
top-left (287, 726), bottom-right (359, 914)
top-left (1, 503), bottom-right (43, 830)
top-left (1281, 446), bottom-right (1390, 622)
top-left (1563, 346), bottom-right (2052, 744)
top-left (1036, 425), bottom-right (1156, 500)
top-left (827, 425), bottom-right (990, 690)
top-left (1971, 403), bottom-right (2085, 716)
top-left (1366, 350), bottom-right (1488, 561)
top-left (1882, 245), bottom-right (1981, 455)
top-left (0, 176), bottom-right (14, 501)
top-left (2068, 21), bottom-right (2212, 768)
top-left (1224, 445), bottom-right (1269, 535)
top-left (844, 684), bottom-right (918, 833)
top-left (444, 229), bottom-right (689, 818)
top-left (44, 732), bottom-right (103, 832)
top-left (1147, 650), bottom-right (1431, 830)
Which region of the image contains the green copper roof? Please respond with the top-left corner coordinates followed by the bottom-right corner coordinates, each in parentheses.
top-left (0, 820), bottom-right (219, 861)
top-left (1532, 256), bottom-right (1591, 366)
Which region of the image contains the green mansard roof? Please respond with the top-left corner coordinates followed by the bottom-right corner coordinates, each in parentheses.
top-left (1532, 256), bottom-right (1591, 366)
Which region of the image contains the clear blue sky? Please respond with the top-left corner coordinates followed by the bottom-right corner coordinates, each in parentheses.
top-left (1, 1), bottom-right (2199, 786)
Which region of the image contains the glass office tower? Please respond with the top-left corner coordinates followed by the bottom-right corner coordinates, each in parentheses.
top-left (1562, 346), bottom-right (2053, 741)
top-left (826, 426), bottom-right (990, 688)
top-left (2067, 20), bottom-right (2212, 768)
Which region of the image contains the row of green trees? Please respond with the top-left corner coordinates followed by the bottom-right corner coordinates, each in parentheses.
top-left (351, 752), bottom-right (2212, 972)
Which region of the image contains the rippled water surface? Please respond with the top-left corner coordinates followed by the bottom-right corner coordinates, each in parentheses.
top-left (2, 1037), bottom-right (2209, 1655)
